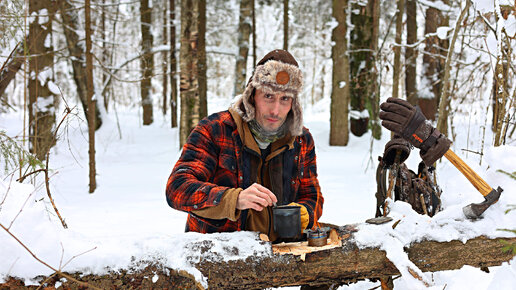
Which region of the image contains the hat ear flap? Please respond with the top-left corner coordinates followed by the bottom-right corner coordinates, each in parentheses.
top-left (232, 85), bottom-right (255, 122)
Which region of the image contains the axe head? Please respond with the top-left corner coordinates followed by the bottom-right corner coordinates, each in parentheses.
top-left (462, 186), bottom-right (503, 219)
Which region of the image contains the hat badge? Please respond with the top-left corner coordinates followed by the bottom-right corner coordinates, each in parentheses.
top-left (276, 71), bottom-right (290, 85)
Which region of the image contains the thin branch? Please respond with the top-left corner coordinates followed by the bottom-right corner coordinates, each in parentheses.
top-left (0, 223), bottom-right (101, 289)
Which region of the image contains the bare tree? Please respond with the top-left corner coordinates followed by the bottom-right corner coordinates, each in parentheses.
top-left (179, 0), bottom-right (207, 147)
top-left (283, 0), bottom-right (289, 50)
top-left (170, 0), bottom-right (178, 128)
top-left (405, 0), bottom-right (417, 105)
top-left (492, 1), bottom-right (510, 146)
top-left (252, 0), bottom-right (257, 67)
top-left (330, 0), bottom-right (350, 146)
top-left (233, 0), bottom-right (252, 97)
top-left (349, 0), bottom-right (381, 138)
top-left (162, 0), bottom-right (168, 116)
top-left (140, 0), bottom-right (154, 125)
top-left (58, 0), bottom-right (103, 130)
top-left (420, 0), bottom-right (449, 120)
top-left (28, 0), bottom-right (57, 160)
top-left (391, 0), bottom-right (404, 101)
top-left (436, 1), bottom-right (470, 136)
top-left (85, 0), bottom-right (96, 193)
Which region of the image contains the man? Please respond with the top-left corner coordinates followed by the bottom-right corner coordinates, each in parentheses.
top-left (166, 49), bottom-right (323, 241)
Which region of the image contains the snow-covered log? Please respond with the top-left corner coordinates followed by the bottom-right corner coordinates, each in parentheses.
top-left (2, 226), bottom-right (515, 289)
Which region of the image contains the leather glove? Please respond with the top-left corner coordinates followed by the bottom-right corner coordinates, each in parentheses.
top-left (379, 97), bottom-right (451, 166)
top-left (383, 135), bottom-right (411, 166)
top-left (288, 202), bottom-right (309, 231)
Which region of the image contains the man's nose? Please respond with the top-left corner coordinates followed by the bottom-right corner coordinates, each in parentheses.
top-left (269, 100), bottom-right (281, 116)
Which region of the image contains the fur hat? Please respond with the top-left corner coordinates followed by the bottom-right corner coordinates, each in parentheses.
top-left (232, 49), bottom-right (304, 136)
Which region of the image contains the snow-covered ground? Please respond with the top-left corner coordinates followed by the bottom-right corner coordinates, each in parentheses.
top-left (1, 99), bottom-right (515, 289)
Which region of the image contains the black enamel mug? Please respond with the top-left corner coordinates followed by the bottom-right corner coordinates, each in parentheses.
top-left (272, 205), bottom-right (301, 239)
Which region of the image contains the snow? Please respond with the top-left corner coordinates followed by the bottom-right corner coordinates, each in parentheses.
top-left (436, 26), bottom-right (452, 40)
top-left (1, 99), bottom-right (514, 289)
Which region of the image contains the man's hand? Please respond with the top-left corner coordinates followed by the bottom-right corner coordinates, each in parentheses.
top-left (236, 183), bottom-right (278, 211)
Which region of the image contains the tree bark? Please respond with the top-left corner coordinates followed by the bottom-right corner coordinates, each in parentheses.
top-left (170, 0), bottom-right (178, 128)
top-left (140, 0), bottom-right (154, 125)
top-left (420, 0), bottom-right (449, 121)
top-left (349, 0), bottom-right (380, 138)
top-left (179, 0), bottom-right (207, 147)
top-left (437, 1), bottom-right (470, 136)
top-left (330, 0), bottom-right (350, 146)
top-left (391, 0), bottom-right (404, 102)
top-left (162, 0), bottom-right (168, 116)
top-left (85, 0), bottom-right (96, 193)
top-left (492, 2), bottom-right (509, 146)
top-left (283, 0), bottom-right (289, 50)
top-left (28, 0), bottom-right (57, 161)
top-left (4, 232), bottom-right (514, 289)
top-left (233, 0), bottom-right (252, 97)
top-left (58, 0), bottom-right (103, 130)
top-left (405, 0), bottom-right (417, 105)
top-left (0, 42), bottom-right (24, 98)
top-left (252, 0), bottom-right (257, 67)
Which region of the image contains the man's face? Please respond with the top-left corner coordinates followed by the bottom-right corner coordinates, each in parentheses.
top-left (254, 89), bottom-right (293, 133)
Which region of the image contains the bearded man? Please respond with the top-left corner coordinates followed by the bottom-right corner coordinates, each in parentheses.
top-left (166, 49), bottom-right (324, 241)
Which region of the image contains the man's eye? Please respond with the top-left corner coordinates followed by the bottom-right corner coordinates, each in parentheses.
top-left (281, 96), bottom-right (290, 101)
top-left (265, 94), bottom-right (273, 99)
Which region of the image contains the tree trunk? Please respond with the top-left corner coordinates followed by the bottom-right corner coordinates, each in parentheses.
top-left (233, 0), bottom-right (252, 97)
top-left (0, 42), bottom-right (24, 98)
top-left (437, 1), bottom-right (470, 136)
top-left (179, 0), bottom-right (207, 147)
top-left (252, 0), bottom-right (257, 67)
top-left (85, 0), bottom-right (96, 193)
top-left (391, 0), bottom-right (404, 102)
top-left (140, 0), bottom-right (154, 125)
top-left (58, 0), bottom-right (103, 130)
top-left (4, 232), bottom-right (514, 289)
top-left (170, 0), bottom-right (178, 128)
top-left (492, 3), bottom-right (509, 146)
top-left (162, 0), bottom-right (168, 116)
top-left (283, 0), bottom-right (289, 50)
top-left (420, 0), bottom-right (449, 121)
top-left (329, 0), bottom-right (350, 146)
top-left (28, 0), bottom-right (57, 161)
top-left (198, 0), bottom-right (207, 120)
top-left (101, 0), bottom-right (109, 113)
top-left (349, 0), bottom-right (381, 138)
top-left (405, 0), bottom-right (417, 105)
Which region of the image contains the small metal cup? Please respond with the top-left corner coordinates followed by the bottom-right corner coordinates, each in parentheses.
top-left (273, 205), bottom-right (301, 239)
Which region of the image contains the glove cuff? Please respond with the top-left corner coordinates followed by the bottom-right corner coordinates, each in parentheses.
top-left (420, 135), bottom-right (451, 166)
top-left (383, 137), bottom-right (411, 166)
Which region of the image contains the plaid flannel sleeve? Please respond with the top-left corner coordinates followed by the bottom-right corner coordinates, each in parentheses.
top-left (165, 119), bottom-right (232, 212)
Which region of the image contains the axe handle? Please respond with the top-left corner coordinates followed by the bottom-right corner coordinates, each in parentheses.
top-left (443, 149), bottom-right (492, 196)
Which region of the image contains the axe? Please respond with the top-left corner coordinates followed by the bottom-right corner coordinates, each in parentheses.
top-left (379, 97), bottom-right (503, 219)
top-left (443, 150), bottom-right (503, 219)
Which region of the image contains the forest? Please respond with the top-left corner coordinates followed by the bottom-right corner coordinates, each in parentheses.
top-left (1, 0), bottom-right (515, 289)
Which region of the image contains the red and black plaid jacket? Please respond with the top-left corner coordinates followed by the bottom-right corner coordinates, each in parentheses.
top-left (165, 110), bottom-right (323, 233)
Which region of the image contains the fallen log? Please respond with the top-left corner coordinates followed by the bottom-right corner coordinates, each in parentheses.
top-left (1, 227), bottom-right (515, 289)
